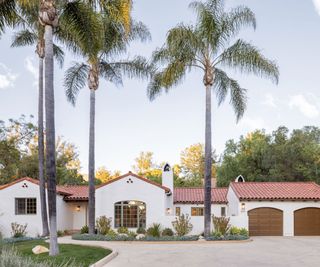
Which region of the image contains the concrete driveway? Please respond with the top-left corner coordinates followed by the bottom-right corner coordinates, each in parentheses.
top-left (59, 236), bottom-right (320, 267)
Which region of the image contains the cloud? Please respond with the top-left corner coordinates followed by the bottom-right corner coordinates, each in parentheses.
top-left (24, 57), bottom-right (38, 86)
top-left (289, 94), bottom-right (319, 118)
top-left (0, 63), bottom-right (17, 90)
top-left (238, 117), bottom-right (268, 131)
top-left (313, 0), bottom-right (320, 15)
top-left (263, 93), bottom-right (276, 108)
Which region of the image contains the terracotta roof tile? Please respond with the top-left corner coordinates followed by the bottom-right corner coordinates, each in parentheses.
top-left (174, 188), bottom-right (228, 204)
top-left (57, 185), bottom-right (89, 201)
top-left (230, 182), bottom-right (320, 201)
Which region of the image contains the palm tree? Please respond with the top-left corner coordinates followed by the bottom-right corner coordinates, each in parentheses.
top-left (64, 11), bottom-right (152, 234)
top-left (11, 2), bottom-right (64, 238)
top-left (147, 0), bottom-right (279, 239)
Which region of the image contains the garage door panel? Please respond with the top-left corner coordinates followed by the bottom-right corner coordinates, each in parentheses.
top-left (294, 208), bottom-right (320, 236)
top-left (248, 208), bottom-right (283, 236)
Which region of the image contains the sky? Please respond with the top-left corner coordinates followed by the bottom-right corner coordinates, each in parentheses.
top-left (0, 0), bottom-right (320, 173)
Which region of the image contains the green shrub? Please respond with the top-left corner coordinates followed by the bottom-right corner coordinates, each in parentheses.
top-left (57, 230), bottom-right (64, 237)
top-left (96, 216), bottom-right (112, 235)
top-left (212, 231), bottom-right (223, 239)
top-left (162, 228), bottom-right (174, 236)
top-left (128, 231), bottom-right (137, 238)
top-left (80, 225), bottom-right (89, 234)
top-left (11, 222), bottom-right (27, 238)
top-left (146, 223), bottom-right (162, 237)
top-left (136, 227), bottom-right (146, 234)
top-left (172, 214), bottom-right (193, 236)
top-left (212, 216), bottom-right (230, 235)
top-left (106, 229), bottom-right (117, 237)
top-left (239, 228), bottom-right (249, 237)
top-left (117, 227), bottom-right (129, 234)
top-left (229, 226), bottom-right (241, 235)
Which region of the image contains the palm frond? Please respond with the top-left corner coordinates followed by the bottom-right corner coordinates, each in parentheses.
top-left (217, 39), bottom-right (279, 84)
top-left (110, 56), bottom-right (153, 81)
top-left (11, 29), bottom-right (37, 47)
top-left (53, 44), bottom-right (65, 68)
top-left (64, 62), bottom-right (90, 105)
top-left (0, 0), bottom-right (17, 35)
top-left (214, 68), bottom-right (247, 121)
top-left (99, 60), bottom-right (123, 86)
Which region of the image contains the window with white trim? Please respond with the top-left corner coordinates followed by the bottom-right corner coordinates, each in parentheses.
top-left (15, 198), bottom-right (37, 215)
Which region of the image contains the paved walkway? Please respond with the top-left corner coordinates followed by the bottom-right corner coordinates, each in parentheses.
top-left (59, 236), bottom-right (320, 267)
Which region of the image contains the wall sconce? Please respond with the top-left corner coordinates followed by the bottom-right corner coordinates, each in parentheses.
top-left (166, 208), bottom-right (172, 215)
top-left (241, 203), bottom-right (246, 212)
top-left (76, 205), bottom-right (81, 212)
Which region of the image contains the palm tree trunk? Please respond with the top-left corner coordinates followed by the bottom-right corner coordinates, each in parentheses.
top-left (88, 88), bottom-right (96, 234)
top-left (38, 56), bottom-right (49, 237)
top-left (44, 24), bottom-right (59, 256)
top-left (204, 84), bottom-right (212, 239)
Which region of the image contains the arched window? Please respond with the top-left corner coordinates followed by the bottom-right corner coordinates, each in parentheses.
top-left (114, 201), bottom-right (146, 228)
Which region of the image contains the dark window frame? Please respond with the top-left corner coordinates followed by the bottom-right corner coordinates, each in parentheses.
top-left (15, 198), bottom-right (37, 215)
top-left (191, 207), bottom-right (204, 216)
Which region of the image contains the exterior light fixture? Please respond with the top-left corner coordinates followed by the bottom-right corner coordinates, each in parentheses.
top-left (241, 203), bottom-right (246, 212)
top-left (166, 208), bottom-right (172, 215)
top-left (76, 205), bottom-right (81, 212)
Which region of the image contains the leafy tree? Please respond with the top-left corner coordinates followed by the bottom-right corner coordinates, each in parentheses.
top-left (95, 166), bottom-right (121, 183)
top-left (133, 151), bottom-right (154, 174)
top-left (147, 0), bottom-right (279, 238)
top-left (64, 6), bottom-right (151, 235)
top-left (180, 143), bottom-right (217, 179)
top-left (217, 126), bottom-right (320, 186)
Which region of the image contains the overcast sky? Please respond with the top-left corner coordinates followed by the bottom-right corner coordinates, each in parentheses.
top-left (0, 0), bottom-right (320, 173)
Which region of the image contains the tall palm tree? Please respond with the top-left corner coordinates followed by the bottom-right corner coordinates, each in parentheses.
top-left (10, 2), bottom-right (64, 238)
top-left (148, 0), bottom-right (279, 238)
top-left (64, 12), bottom-right (152, 234)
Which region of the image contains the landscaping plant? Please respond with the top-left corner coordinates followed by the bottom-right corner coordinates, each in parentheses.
top-left (212, 216), bottom-right (230, 236)
top-left (162, 228), bottom-right (174, 237)
top-left (80, 225), bottom-right (89, 234)
top-left (11, 223), bottom-right (27, 238)
top-left (136, 227), bottom-right (146, 234)
top-left (172, 214), bottom-right (193, 236)
top-left (146, 223), bottom-right (162, 237)
top-left (117, 227), bottom-right (129, 235)
top-left (96, 216), bottom-right (112, 235)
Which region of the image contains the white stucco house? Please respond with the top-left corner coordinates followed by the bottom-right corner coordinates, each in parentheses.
top-left (0, 164), bottom-right (320, 237)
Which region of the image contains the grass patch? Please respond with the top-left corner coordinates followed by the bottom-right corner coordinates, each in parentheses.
top-left (6, 240), bottom-right (111, 267)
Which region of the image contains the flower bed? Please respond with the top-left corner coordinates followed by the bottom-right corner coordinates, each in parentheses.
top-left (1, 236), bottom-right (44, 244)
top-left (72, 233), bottom-right (199, 242)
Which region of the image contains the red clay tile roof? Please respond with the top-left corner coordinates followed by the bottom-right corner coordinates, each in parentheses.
top-left (96, 172), bottom-right (171, 193)
top-left (0, 177), bottom-right (72, 196)
top-left (174, 188), bottom-right (228, 204)
top-left (57, 185), bottom-right (89, 201)
top-left (230, 182), bottom-right (320, 201)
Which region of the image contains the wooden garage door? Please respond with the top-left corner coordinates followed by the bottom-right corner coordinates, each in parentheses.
top-left (294, 208), bottom-right (320, 236)
top-left (248, 208), bottom-right (283, 236)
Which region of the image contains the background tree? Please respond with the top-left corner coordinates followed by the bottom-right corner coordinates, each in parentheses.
top-left (96, 166), bottom-right (121, 183)
top-left (217, 126), bottom-right (320, 186)
top-left (147, 0), bottom-right (279, 238)
top-left (64, 8), bottom-right (151, 234)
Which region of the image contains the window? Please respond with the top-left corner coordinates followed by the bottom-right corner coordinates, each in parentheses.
top-left (191, 207), bottom-right (204, 216)
top-left (114, 201), bottom-right (146, 228)
top-left (15, 198), bottom-right (36, 215)
top-left (175, 207), bottom-right (181, 216)
top-left (221, 207), bottom-right (226, 217)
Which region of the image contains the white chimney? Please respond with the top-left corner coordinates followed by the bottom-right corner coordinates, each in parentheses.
top-left (162, 163), bottom-right (173, 194)
top-left (162, 163), bottom-right (174, 216)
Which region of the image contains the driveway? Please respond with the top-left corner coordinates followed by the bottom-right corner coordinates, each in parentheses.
top-left (59, 236), bottom-right (320, 267)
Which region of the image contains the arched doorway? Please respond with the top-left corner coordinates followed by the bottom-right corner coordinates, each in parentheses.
top-left (248, 207), bottom-right (283, 236)
top-left (114, 201), bottom-right (146, 228)
top-left (294, 208), bottom-right (320, 236)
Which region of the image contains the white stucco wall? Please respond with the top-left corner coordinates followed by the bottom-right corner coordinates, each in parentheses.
top-left (0, 180), bottom-right (79, 237)
top-left (95, 174), bottom-right (174, 230)
top-left (66, 202), bottom-right (88, 230)
top-left (174, 203), bottom-right (228, 234)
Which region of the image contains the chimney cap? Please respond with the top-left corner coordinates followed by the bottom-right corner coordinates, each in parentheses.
top-left (163, 163), bottom-right (171, 172)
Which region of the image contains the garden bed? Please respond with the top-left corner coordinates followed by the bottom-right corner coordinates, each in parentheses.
top-left (72, 233), bottom-right (249, 242)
